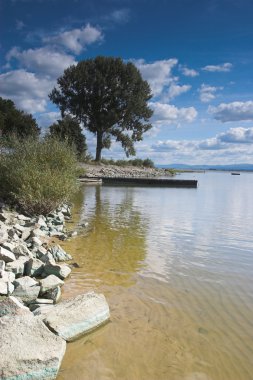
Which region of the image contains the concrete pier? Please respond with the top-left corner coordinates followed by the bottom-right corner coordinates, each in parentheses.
top-left (81, 177), bottom-right (198, 188)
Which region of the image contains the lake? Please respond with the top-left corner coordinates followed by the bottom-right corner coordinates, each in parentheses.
top-left (57, 171), bottom-right (253, 380)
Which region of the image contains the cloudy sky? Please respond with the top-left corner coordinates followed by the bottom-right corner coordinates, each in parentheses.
top-left (1, 0), bottom-right (253, 164)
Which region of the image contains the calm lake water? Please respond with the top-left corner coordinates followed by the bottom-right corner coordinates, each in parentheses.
top-left (57, 171), bottom-right (253, 380)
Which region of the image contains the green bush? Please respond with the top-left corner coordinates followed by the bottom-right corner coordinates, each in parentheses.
top-left (0, 138), bottom-right (79, 215)
top-left (96, 157), bottom-right (155, 168)
top-left (142, 158), bottom-right (155, 168)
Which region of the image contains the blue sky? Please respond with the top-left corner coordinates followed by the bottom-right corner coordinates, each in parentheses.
top-left (1, 0), bottom-right (253, 164)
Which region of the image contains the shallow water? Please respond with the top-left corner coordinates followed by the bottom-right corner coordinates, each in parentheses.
top-left (57, 171), bottom-right (253, 380)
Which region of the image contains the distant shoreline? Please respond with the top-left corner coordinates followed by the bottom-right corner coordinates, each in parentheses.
top-left (157, 164), bottom-right (253, 172)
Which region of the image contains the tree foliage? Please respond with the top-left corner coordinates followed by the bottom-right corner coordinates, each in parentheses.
top-left (0, 97), bottom-right (40, 142)
top-left (48, 115), bottom-right (87, 158)
top-left (49, 56), bottom-right (153, 161)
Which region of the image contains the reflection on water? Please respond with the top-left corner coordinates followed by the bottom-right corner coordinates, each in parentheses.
top-left (58, 172), bottom-right (253, 380)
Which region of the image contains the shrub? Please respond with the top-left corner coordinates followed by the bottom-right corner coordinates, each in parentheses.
top-left (0, 138), bottom-right (79, 215)
top-left (142, 158), bottom-right (155, 168)
top-left (95, 157), bottom-right (155, 168)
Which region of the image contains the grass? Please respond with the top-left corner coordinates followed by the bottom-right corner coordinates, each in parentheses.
top-left (0, 138), bottom-right (79, 215)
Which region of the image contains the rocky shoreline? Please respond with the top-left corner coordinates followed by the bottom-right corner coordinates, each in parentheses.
top-left (0, 202), bottom-right (110, 380)
top-left (81, 163), bottom-right (174, 178)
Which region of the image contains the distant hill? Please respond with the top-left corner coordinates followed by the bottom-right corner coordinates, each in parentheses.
top-left (157, 163), bottom-right (253, 171)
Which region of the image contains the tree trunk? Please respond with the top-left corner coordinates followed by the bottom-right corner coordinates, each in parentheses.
top-left (95, 131), bottom-right (103, 161)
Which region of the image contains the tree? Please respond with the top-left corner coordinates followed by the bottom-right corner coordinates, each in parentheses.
top-left (49, 56), bottom-right (153, 161)
top-left (48, 115), bottom-right (87, 158)
top-left (0, 97), bottom-right (40, 141)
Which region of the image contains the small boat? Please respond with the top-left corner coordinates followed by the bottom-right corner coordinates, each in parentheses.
top-left (231, 172), bottom-right (240, 175)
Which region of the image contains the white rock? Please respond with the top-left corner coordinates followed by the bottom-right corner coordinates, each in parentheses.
top-left (0, 260), bottom-right (5, 271)
top-left (12, 284), bottom-right (40, 304)
top-left (48, 245), bottom-right (72, 262)
top-left (13, 243), bottom-right (33, 258)
top-left (36, 216), bottom-right (47, 228)
top-left (0, 246), bottom-right (16, 263)
top-left (0, 270), bottom-right (15, 283)
top-left (33, 304), bottom-right (56, 316)
top-left (30, 298), bottom-right (54, 305)
top-left (43, 262), bottom-right (71, 279)
top-left (13, 276), bottom-right (38, 288)
top-left (0, 314), bottom-right (66, 380)
top-left (0, 279), bottom-right (14, 295)
top-left (44, 292), bottom-right (110, 342)
top-left (14, 223), bottom-right (26, 233)
top-left (25, 257), bottom-right (44, 277)
top-left (40, 275), bottom-right (64, 294)
top-left (1, 241), bottom-right (16, 252)
top-left (31, 236), bottom-right (43, 248)
top-left (31, 228), bottom-right (47, 238)
top-left (21, 228), bottom-right (32, 241)
top-left (0, 226), bottom-right (9, 244)
top-left (5, 257), bottom-right (29, 276)
top-left (43, 286), bottom-right (61, 304)
top-left (0, 296), bottom-right (31, 317)
top-left (17, 214), bottom-right (31, 221)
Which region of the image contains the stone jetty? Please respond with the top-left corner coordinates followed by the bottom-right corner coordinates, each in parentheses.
top-left (0, 202), bottom-right (110, 380)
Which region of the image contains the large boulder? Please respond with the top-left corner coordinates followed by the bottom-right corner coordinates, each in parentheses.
top-left (33, 304), bottom-right (55, 316)
top-left (12, 284), bottom-right (40, 304)
top-left (0, 296), bottom-right (31, 317)
top-left (25, 257), bottom-right (44, 277)
top-left (43, 262), bottom-right (71, 279)
top-left (39, 275), bottom-right (64, 295)
top-left (44, 292), bottom-right (110, 342)
top-left (0, 314), bottom-right (66, 380)
top-left (13, 276), bottom-right (38, 288)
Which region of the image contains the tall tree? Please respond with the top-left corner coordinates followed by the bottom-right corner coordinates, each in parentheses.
top-left (49, 56), bottom-right (153, 161)
top-left (48, 116), bottom-right (87, 158)
top-left (0, 97), bottom-right (40, 141)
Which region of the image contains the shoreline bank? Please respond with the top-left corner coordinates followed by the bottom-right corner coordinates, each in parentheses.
top-left (80, 163), bottom-right (174, 178)
top-left (0, 202), bottom-right (110, 380)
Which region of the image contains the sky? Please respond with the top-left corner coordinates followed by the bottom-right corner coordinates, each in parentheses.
top-left (1, 0), bottom-right (253, 164)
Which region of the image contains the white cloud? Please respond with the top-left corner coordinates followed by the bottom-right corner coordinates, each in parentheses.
top-left (219, 127), bottom-right (253, 143)
top-left (209, 101), bottom-right (253, 122)
top-left (152, 139), bottom-right (195, 152)
top-left (180, 66), bottom-right (199, 77)
top-left (149, 127), bottom-right (253, 164)
top-left (133, 59), bottom-right (178, 97)
top-left (43, 23), bottom-right (103, 54)
top-left (165, 83), bottom-right (191, 101)
top-left (37, 111), bottom-right (61, 128)
top-left (198, 137), bottom-right (223, 150)
top-left (6, 46), bottom-right (76, 78)
top-left (0, 69), bottom-right (53, 113)
top-left (199, 84), bottom-right (223, 103)
top-left (150, 101), bottom-right (197, 126)
top-left (202, 62), bottom-right (232, 72)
